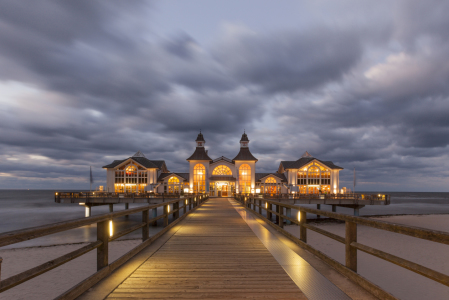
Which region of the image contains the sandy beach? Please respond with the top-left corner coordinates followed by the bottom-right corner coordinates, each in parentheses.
top-left (285, 214), bottom-right (449, 300)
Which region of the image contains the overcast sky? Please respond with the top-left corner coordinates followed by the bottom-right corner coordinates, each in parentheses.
top-left (1, 0), bottom-right (448, 191)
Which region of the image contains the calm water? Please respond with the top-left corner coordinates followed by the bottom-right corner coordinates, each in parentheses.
top-left (0, 190), bottom-right (449, 248)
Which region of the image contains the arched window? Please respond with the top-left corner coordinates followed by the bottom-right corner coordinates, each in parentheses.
top-left (125, 165), bottom-right (137, 184)
top-left (239, 164), bottom-right (251, 194)
top-left (193, 164), bottom-right (206, 193)
top-left (307, 166), bottom-right (320, 194)
top-left (212, 165), bottom-right (232, 175)
top-left (168, 176), bottom-right (180, 194)
top-left (265, 177), bottom-right (276, 183)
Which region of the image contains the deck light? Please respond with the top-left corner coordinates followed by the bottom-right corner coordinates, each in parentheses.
top-left (55, 192), bottom-right (58, 195)
top-left (256, 188), bottom-right (260, 193)
top-left (168, 205), bottom-right (170, 213)
top-left (79, 203), bottom-right (85, 205)
top-left (298, 211), bottom-right (301, 221)
top-left (109, 220), bottom-right (113, 237)
top-left (265, 202), bottom-right (268, 209)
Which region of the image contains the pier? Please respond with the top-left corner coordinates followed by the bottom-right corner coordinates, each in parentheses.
top-left (1, 196), bottom-right (448, 299)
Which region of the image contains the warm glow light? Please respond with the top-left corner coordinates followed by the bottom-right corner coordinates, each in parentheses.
top-left (168, 205), bottom-right (170, 213)
top-left (109, 220), bottom-right (113, 237)
top-left (265, 202), bottom-right (268, 209)
top-left (378, 194), bottom-right (381, 197)
top-left (184, 188), bottom-right (189, 193)
top-left (297, 211), bottom-right (301, 221)
top-left (256, 188), bottom-right (260, 193)
top-left (55, 192), bottom-right (58, 195)
top-left (79, 202), bottom-right (85, 205)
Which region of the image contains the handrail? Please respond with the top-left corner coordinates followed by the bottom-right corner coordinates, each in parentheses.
top-left (0, 194), bottom-right (209, 298)
top-left (235, 195), bottom-right (449, 300)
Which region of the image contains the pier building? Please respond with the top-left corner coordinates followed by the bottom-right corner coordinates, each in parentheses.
top-left (102, 132), bottom-right (343, 196)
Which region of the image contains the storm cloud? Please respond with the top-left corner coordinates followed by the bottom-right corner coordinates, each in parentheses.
top-left (0, 0), bottom-right (448, 191)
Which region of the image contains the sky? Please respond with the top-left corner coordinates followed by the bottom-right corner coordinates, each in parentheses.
top-left (0, 0), bottom-right (449, 191)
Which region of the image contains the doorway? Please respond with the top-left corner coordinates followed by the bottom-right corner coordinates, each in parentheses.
top-left (222, 185), bottom-right (228, 197)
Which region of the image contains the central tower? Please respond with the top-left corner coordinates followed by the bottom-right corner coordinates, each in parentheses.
top-left (187, 131), bottom-right (212, 193)
top-left (233, 131), bottom-right (257, 194)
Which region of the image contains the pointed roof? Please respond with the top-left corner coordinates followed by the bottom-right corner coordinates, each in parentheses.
top-left (195, 131), bottom-right (205, 142)
top-left (240, 131), bottom-right (249, 142)
top-left (102, 156), bottom-right (165, 169)
top-left (301, 151), bottom-right (313, 158)
top-left (132, 151), bottom-right (146, 158)
top-left (233, 148), bottom-right (258, 162)
top-left (280, 157), bottom-right (343, 170)
top-left (186, 147), bottom-right (212, 161)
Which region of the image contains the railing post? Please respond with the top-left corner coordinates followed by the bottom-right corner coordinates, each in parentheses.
top-left (278, 205), bottom-right (283, 228)
top-left (299, 211), bottom-right (307, 243)
top-left (258, 199), bottom-right (262, 214)
top-left (267, 202), bottom-right (272, 221)
top-left (142, 208), bottom-right (149, 241)
top-left (184, 199), bottom-right (187, 214)
top-left (174, 201), bottom-right (179, 220)
top-left (164, 204), bottom-right (169, 227)
top-left (0, 256), bottom-right (2, 281)
top-left (189, 197), bottom-right (192, 210)
top-left (275, 204), bottom-right (280, 225)
top-left (345, 221), bottom-right (357, 272)
top-left (316, 204), bottom-right (321, 219)
top-left (97, 220), bottom-right (109, 271)
top-left (152, 208), bottom-right (157, 227)
top-left (109, 204), bottom-right (113, 213)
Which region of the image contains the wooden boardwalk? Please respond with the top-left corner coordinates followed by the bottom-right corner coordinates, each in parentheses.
top-left (106, 198), bottom-right (307, 299)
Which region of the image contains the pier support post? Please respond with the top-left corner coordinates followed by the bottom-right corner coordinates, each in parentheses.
top-left (184, 199), bottom-right (187, 214)
top-left (174, 201), bottom-right (179, 220)
top-left (109, 204), bottom-right (113, 213)
top-left (258, 199), bottom-right (262, 215)
top-left (189, 197), bottom-right (192, 210)
top-left (142, 209), bottom-right (149, 241)
top-left (354, 208), bottom-right (359, 216)
top-left (152, 208), bottom-right (157, 227)
top-left (317, 204), bottom-right (321, 219)
top-left (85, 205), bottom-right (92, 218)
top-left (299, 211), bottom-right (307, 243)
top-left (345, 221), bottom-right (357, 272)
top-left (97, 220), bottom-right (109, 271)
top-left (332, 205), bottom-right (336, 212)
top-left (286, 207), bottom-right (291, 225)
top-left (0, 256), bottom-right (2, 281)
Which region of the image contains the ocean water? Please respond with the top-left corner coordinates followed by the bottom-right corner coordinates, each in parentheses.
top-left (0, 190), bottom-right (448, 248)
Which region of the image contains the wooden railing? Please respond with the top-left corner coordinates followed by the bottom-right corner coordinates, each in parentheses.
top-left (235, 195), bottom-right (449, 300)
top-left (0, 194), bottom-right (209, 299)
top-left (55, 191), bottom-right (207, 202)
top-left (242, 192), bottom-right (390, 202)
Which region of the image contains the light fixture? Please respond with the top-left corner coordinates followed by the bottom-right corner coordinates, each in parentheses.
top-left (298, 211), bottom-right (301, 221)
top-left (256, 188), bottom-right (260, 193)
top-left (55, 192), bottom-right (58, 195)
top-left (168, 205), bottom-right (170, 213)
top-left (109, 220), bottom-right (113, 237)
top-left (265, 202), bottom-right (268, 209)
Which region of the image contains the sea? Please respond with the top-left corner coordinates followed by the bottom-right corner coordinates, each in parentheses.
top-left (0, 190), bottom-right (449, 249)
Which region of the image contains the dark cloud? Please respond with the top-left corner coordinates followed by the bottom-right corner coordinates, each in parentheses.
top-left (0, 0), bottom-right (449, 191)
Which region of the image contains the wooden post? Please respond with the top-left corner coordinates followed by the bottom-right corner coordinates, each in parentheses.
top-left (142, 209), bottom-right (149, 241)
top-left (152, 208), bottom-right (157, 227)
top-left (317, 204), bottom-right (321, 219)
top-left (267, 203), bottom-right (272, 222)
top-left (275, 204), bottom-right (280, 225)
top-left (345, 221), bottom-right (357, 272)
top-left (278, 205), bottom-right (284, 228)
top-left (125, 203), bottom-right (129, 219)
top-left (164, 204), bottom-right (169, 227)
top-left (189, 197), bottom-right (192, 210)
top-left (299, 211), bottom-right (307, 243)
top-left (174, 201), bottom-right (179, 220)
top-left (109, 204), bottom-right (113, 213)
top-left (85, 205), bottom-right (91, 218)
top-left (0, 256), bottom-right (2, 281)
top-left (97, 220), bottom-right (109, 271)
top-left (258, 199), bottom-right (262, 214)
top-left (183, 199), bottom-right (187, 214)
top-left (332, 205), bottom-right (336, 212)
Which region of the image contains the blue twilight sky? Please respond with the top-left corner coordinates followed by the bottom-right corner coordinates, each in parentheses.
top-left (0, 0), bottom-right (448, 192)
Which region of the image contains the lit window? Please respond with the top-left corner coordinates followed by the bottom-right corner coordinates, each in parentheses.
top-left (193, 164), bottom-right (206, 193)
top-left (239, 164), bottom-right (251, 194)
top-left (212, 165), bottom-right (232, 175)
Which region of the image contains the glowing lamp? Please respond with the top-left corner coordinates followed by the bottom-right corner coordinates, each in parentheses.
top-left (109, 220), bottom-right (113, 237)
top-left (256, 188), bottom-right (261, 193)
top-left (297, 211), bottom-right (301, 221)
top-left (265, 202), bottom-right (268, 209)
top-left (184, 188), bottom-right (189, 193)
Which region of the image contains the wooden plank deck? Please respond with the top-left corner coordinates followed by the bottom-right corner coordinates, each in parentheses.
top-left (106, 198), bottom-right (306, 299)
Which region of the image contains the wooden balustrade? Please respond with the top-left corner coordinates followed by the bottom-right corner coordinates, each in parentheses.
top-left (55, 192), bottom-right (208, 203)
top-left (234, 195), bottom-right (449, 300)
top-left (0, 195), bottom-right (209, 299)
